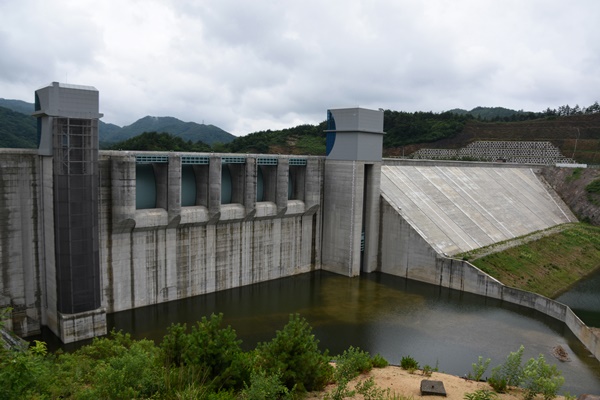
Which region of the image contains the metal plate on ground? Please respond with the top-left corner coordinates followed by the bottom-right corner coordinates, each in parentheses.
top-left (420, 379), bottom-right (447, 396)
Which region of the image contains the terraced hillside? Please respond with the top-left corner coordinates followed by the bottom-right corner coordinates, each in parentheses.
top-left (385, 114), bottom-right (600, 165)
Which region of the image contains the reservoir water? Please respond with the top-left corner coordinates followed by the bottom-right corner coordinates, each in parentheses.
top-left (556, 268), bottom-right (600, 328)
top-left (102, 271), bottom-right (600, 395)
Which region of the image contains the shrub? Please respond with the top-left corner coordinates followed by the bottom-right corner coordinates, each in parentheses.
top-left (240, 369), bottom-right (291, 400)
top-left (161, 322), bottom-right (188, 367)
top-left (400, 355), bottom-right (419, 372)
top-left (181, 313), bottom-right (247, 390)
top-left (0, 342), bottom-right (53, 399)
top-left (464, 389), bottom-right (498, 400)
top-left (487, 376), bottom-right (507, 393)
top-left (489, 345), bottom-right (524, 389)
top-left (335, 346), bottom-right (373, 378)
top-left (80, 339), bottom-right (164, 399)
top-left (328, 346), bottom-right (374, 400)
top-left (256, 314), bottom-right (333, 392)
top-left (371, 353), bottom-right (389, 368)
top-left (521, 354), bottom-right (564, 400)
top-left (468, 356), bottom-right (491, 381)
top-left (422, 364), bottom-right (436, 377)
top-left (355, 376), bottom-right (391, 400)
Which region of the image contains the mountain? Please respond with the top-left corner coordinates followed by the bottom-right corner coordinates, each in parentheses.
top-left (447, 106), bottom-right (537, 120)
top-left (0, 106), bottom-right (37, 148)
top-left (104, 116), bottom-right (235, 145)
top-left (0, 98), bottom-right (34, 115)
top-left (0, 99), bottom-right (235, 147)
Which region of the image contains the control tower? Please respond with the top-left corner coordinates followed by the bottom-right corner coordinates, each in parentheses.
top-left (321, 107), bottom-right (384, 276)
top-left (33, 82), bottom-right (106, 342)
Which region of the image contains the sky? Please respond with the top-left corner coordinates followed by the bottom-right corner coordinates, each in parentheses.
top-left (0, 0), bottom-right (599, 136)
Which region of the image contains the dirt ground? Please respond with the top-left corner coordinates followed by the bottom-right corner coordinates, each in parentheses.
top-left (307, 365), bottom-right (566, 400)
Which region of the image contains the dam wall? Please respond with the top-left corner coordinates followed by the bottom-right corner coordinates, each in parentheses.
top-left (0, 150), bottom-right (44, 337)
top-left (100, 152), bottom-right (324, 314)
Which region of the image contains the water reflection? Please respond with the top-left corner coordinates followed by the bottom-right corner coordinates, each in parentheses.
top-left (102, 271), bottom-right (600, 394)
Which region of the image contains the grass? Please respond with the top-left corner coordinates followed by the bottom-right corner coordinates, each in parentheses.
top-left (464, 223), bottom-right (600, 298)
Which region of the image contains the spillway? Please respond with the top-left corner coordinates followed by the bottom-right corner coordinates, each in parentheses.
top-left (380, 164), bottom-right (577, 256)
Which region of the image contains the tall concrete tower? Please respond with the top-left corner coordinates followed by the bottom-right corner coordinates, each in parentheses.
top-left (33, 82), bottom-right (106, 342)
top-left (321, 107), bottom-right (384, 276)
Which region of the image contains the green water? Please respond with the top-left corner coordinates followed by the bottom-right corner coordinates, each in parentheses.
top-left (104, 271), bottom-right (600, 395)
top-left (556, 268), bottom-right (600, 328)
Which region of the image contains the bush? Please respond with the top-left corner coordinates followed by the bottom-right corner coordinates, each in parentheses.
top-left (335, 346), bottom-right (373, 378)
top-left (161, 322), bottom-right (188, 366)
top-left (355, 376), bottom-right (391, 400)
top-left (400, 355), bottom-right (419, 372)
top-left (521, 354), bottom-right (564, 400)
top-left (468, 356), bottom-right (491, 381)
top-left (0, 342), bottom-right (53, 399)
top-left (464, 389), bottom-right (498, 400)
top-left (489, 345), bottom-right (524, 389)
top-left (181, 313), bottom-right (247, 390)
top-left (256, 314), bottom-right (333, 392)
top-left (79, 339), bottom-right (163, 399)
top-left (241, 369), bottom-right (291, 400)
top-left (371, 353), bottom-right (389, 368)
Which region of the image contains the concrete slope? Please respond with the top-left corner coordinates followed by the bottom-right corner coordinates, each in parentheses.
top-left (381, 165), bottom-right (576, 256)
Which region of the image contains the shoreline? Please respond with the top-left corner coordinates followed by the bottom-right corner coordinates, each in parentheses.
top-left (308, 365), bottom-right (569, 400)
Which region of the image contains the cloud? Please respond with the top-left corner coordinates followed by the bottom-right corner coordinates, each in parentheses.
top-left (0, 0), bottom-right (598, 135)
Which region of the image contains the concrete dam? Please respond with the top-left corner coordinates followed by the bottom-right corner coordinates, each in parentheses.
top-left (0, 83), bottom-right (596, 362)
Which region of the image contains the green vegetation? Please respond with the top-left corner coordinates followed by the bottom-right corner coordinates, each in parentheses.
top-left (254, 313), bottom-right (332, 392)
top-left (463, 223), bottom-right (600, 298)
top-left (464, 389), bottom-right (498, 400)
top-left (0, 106), bottom-right (37, 148)
top-left (565, 167), bottom-right (583, 182)
top-left (222, 123), bottom-right (327, 155)
top-left (327, 347), bottom-right (390, 400)
top-left (108, 131), bottom-right (212, 152)
top-left (0, 313), bottom-right (334, 399)
top-left (585, 178), bottom-right (600, 206)
top-left (399, 355), bottom-right (419, 373)
top-left (383, 110), bottom-right (471, 147)
top-left (468, 356), bottom-right (491, 381)
top-left (481, 346), bottom-right (564, 399)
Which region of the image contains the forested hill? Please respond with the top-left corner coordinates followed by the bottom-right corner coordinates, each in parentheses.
top-left (0, 99), bottom-right (235, 147)
top-left (105, 116), bottom-right (235, 146)
top-left (0, 106), bottom-right (37, 148)
top-left (221, 105), bottom-right (600, 164)
top-left (387, 113), bottom-right (600, 165)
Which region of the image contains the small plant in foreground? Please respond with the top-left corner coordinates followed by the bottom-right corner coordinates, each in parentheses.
top-left (400, 355), bottom-right (419, 373)
top-left (521, 354), bottom-right (564, 400)
top-left (355, 376), bottom-right (391, 400)
top-left (336, 346), bottom-right (373, 377)
top-left (464, 389), bottom-right (498, 400)
top-left (467, 356), bottom-right (491, 381)
top-left (487, 376), bottom-right (507, 393)
top-left (422, 364), bottom-right (436, 377)
top-left (371, 353), bottom-right (389, 368)
top-left (489, 345), bottom-right (524, 389)
top-left (241, 369), bottom-right (291, 400)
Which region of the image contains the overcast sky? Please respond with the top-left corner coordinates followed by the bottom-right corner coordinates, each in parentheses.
top-left (1, 0), bottom-right (598, 135)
